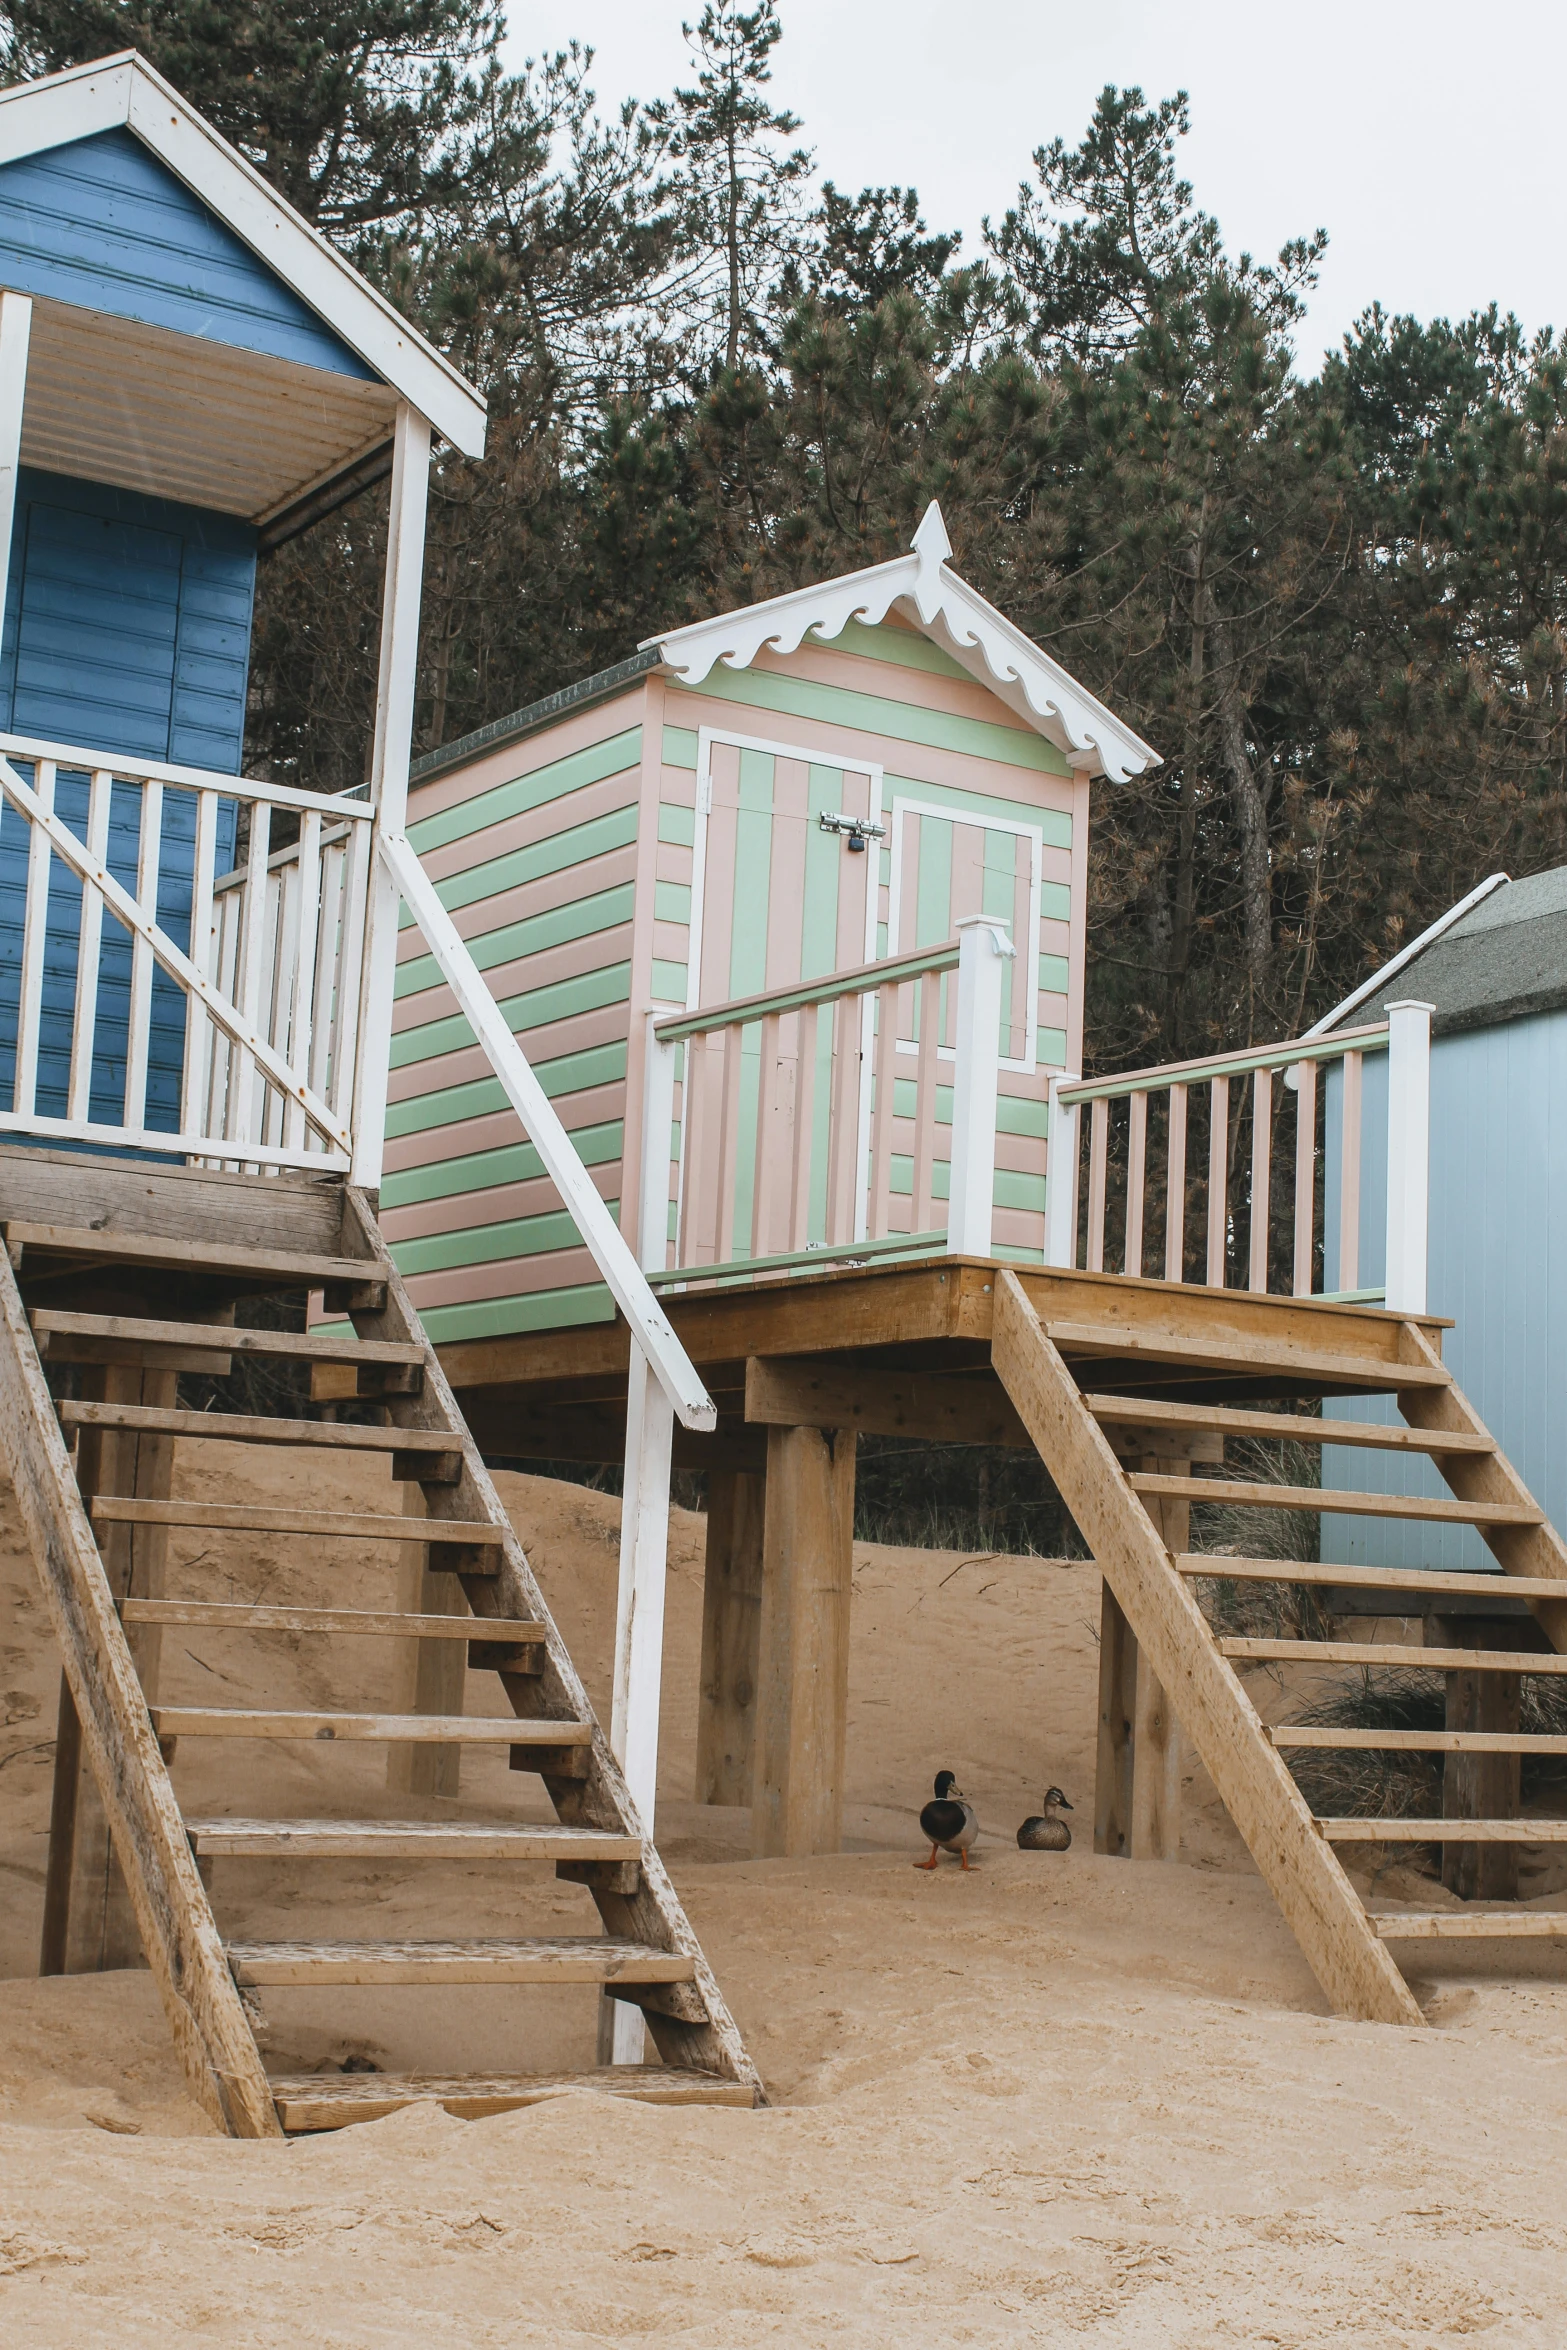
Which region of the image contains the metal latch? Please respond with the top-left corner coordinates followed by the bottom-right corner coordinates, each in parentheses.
top-left (818, 812), bottom-right (887, 853)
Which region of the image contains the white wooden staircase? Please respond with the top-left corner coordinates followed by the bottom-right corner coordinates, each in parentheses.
top-left (0, 1148), bottom-right (761, 2135)
top-left (991, 1270), bottom-right (1567, 2024)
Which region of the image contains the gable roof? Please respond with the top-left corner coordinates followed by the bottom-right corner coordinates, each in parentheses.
top-left (1316, 869), bottom-right (1567, 1041)
top-left (644, 504), bottom-right (1160, 784)
top-left (0, 51), bottom-right (484, 524)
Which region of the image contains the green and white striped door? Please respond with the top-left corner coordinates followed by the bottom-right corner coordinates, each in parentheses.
top-left (682, 729), bottom-right (882, 1265)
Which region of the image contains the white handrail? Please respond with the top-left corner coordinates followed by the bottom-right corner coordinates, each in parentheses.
top-left (380, 830), bottom-right (715, 1431)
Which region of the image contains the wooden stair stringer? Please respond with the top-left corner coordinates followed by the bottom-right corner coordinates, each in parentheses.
top-left (336, 1183), bottom-right (764, 2099)
top-left (0, 1240), bottom-right (282, 2138)
top-left (1395, 1319), bottom-right (1567, 1655)
top-left (990, 1269), bottom-right (1424, 2028)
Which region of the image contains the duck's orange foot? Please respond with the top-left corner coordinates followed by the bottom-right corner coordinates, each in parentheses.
top-left (914, 1847), bottom-right (940, 1870)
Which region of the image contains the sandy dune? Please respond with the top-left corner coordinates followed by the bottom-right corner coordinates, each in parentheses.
top-left (5, 1454), bottom-right (1567, 2343)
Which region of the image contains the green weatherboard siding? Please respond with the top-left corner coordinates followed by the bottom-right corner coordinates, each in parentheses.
top-left (411, 805), bottom-right (640, 921)
top-left (1038, 952), bottom-right (1071, 994)
top-left (416, 1281), bottom-right (616, 1344)
top-left (658, 803), bottom-right (696, 846)
top-left (396, 882), bottom-right (634, 1001)
top-left (669, 667), bottom-right (1071, 778)
top-left (654, 880), bottom-right (691, 923)
top-left (381, 1118), bottom-right (624, 1211)
top-left (385, 1039), bottom-right (628, 1141)
top-left (408, 728), bottom-right (642, 856)
top-left (815, 616), bottom-right (973, 681)
top-left (394, 1201), bottom-right (616, 1279)
top-left (662, 725), bottom-right (699, 769)
top-left (390, 960), bottom-right (631, 1071)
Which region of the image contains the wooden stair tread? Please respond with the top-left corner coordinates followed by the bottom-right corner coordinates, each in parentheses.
top-left (270, 2066), bottom-right (754, 2130)
top-left (1175, 1555), bottom-right (1567, 1604)
top-left (1222, 1637), bottom-right (1567, 1673)
top-left (227, 1937), bottom-right (697, 1985)
top-left (1134, 1473), bottom-right (1540, 1526)
top-left (1369, 1911), bottom-right (1567, 1939)
top-left (1272, 1726), bottom-right (1567, 1754)
top-left (1323, 1819), bottom-right (1567, 1841)
top-left (97, 1497), bottom-right (502, 1542)
top-left (1087, 1394), bottom-right (1492, 1455)
top-left (187, 1818), bottom-right (638, 1859)
top-left (1044, 1317), bottom-right (1449, 1389)
top-left (152, 1707), bottom-right (591, 1743)
top-left (5, 1221), bottom-right (385, 1296)
top-left (59, 1399), bottom-right (460, 1456)
top-left (34, 1308), bottom-right (421, 1366)
top-left (125, 1601), bottom-right (538, 1641)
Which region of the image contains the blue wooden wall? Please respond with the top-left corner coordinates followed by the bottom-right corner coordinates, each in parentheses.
top-left (0, 469), bottom-right (254, 1136)
top-left (0, 127), bottom-right (371, 378)
top-left (1321, 1016), bottom-right (1567, 1570)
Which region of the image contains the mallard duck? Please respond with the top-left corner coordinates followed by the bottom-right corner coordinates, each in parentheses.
top-left (1016, 1788), bottom-right (1073, 1851)
top-left (916, 1770), bottom-right (978, 1870)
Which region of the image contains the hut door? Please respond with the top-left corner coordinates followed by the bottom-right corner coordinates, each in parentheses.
top-left (684, 727), bottom-right (882, 1263)
top-left (885, 797), bottom-right (1043, 1070)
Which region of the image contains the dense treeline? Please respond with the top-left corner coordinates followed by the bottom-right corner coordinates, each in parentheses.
top-left (9, 0), bottom-right (1567, 1071)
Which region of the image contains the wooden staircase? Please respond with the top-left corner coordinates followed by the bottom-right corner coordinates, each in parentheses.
top-left (0, 1148), bottom-right (761, 2135)
top-left (991, 1270), bottom-right (1567, 2024)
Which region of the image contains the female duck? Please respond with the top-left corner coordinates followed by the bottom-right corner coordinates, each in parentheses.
top-left (1016, 1787), bottom-right (1073, 1851)
top-left (917, 1770), bottom-right (978, 1870)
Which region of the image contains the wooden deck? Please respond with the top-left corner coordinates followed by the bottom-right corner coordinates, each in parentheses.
top-left (429, 1257), bottom-right (1455, 1874)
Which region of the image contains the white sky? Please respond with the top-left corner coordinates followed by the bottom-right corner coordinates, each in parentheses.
top-left (503, 0), bottom-right (1567, 373)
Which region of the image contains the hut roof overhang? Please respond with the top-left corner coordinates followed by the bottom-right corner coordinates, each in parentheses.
top-left (642, 504), bottom-right (1161, 785)
top-left (1314, 868), bottom-right (1567, 1041)
top-left (0, 51), bottom-right (486, 530)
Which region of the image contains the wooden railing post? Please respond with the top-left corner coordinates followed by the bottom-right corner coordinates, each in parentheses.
top-left (946, 915), bottom-right (1014, 1257)
top-left (1044, 1073), bottom-right (1081, 1268)
top-left (1384, 999), bottom-right (1433, 1315)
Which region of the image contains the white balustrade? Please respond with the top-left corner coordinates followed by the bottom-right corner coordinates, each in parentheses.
top-left (0, 729), bottom-right (372, 1171)
top-left (1041, 1018), bottom-right (1425, 1308)
top-left (640, 922), bottom-right (1015, 1289)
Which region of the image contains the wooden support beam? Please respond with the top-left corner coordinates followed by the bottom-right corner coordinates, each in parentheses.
top-left (752, 1424), bottom-right (857, 1858)
top-left (1431, 1611), bottom-right (1522, 1901)
top-left (695, 1465), bottom-right (765, 1806)
top-left (386, 1479), bottom-right (464, 1801)
top-left (1094, 1460), bottom-right (1188, 1861)
top-left (745, 1353), bottom-right (1026, 1447)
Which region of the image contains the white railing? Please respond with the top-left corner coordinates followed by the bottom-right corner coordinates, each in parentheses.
top-left (0, 731), bottom-right (372, 1170)
top-left (641, 915), bottom-right (1016, 1288)
top-left (1043, 1000), bottom-right (1434, 1314)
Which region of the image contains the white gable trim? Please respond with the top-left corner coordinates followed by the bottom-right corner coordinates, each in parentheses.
top-left (645, 504), bottom-right (1159, 784)
top-left (0, 51), bottom-right (486, 458)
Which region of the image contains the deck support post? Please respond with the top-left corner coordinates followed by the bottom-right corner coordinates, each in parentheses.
top-left (752, 1423), bottom-right (857, 1858)
top-left (1431, 1611), bottom-right (1525, 1901)
top-left (1384, 999), bottom-right (1433, 1316)
top-left (42, 1361), bottom-right (176, 1972)
top-left (387, 1478), bottom-right (463, 1799)
top-left (695, 1463), bottom-right (766, 1805)
top-left (1094, 1458), bottom-right (1189, 1862)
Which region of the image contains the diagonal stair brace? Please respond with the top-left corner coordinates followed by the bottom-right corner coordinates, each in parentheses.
top-left (0, 1241), bottom-right (282, 2137)
top-left (1394, 1319), bottom-right (1567, 1652)
top-left (337, 1184), bottom-right (765, 2099)
top-left (990, 1269), bottom-right (1424, 2027)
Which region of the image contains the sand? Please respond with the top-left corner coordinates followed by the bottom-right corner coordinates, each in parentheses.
top-left (5, 1451), bottom-right (1567, 2343)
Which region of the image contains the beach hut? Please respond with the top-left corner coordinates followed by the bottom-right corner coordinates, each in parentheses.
top-left (1315, 867), bottom-right (1567, 1569)
top-left (0, 47), bottom-right (484, 1154)
top-left (384, 507), bottom-right (1159, 1345)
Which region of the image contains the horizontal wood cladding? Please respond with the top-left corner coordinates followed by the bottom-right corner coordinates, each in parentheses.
top-left (0, 130), bottom-right (371, 378)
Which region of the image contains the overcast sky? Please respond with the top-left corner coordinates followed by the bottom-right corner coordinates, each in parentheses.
top-left (504, 0), bottom-right (1565, 372)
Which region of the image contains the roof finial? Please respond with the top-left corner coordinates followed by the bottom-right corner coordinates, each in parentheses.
top-left (912, 500), bottom-right (952, 568)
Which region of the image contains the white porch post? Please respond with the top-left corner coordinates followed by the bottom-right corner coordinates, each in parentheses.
top-left (0, 291), bottom-right (33, 624)
top-left (946, 915), bottom-right (1014, 1257)
top-left (606, 1013), bottom-right (680, 2063)
top-left (1384, 999), bottom-right (1433, 1316)
top-left (350, 401), bottom-right (433, 1188)
top-left (1044, 1073), bottom-right (1081, 1269)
